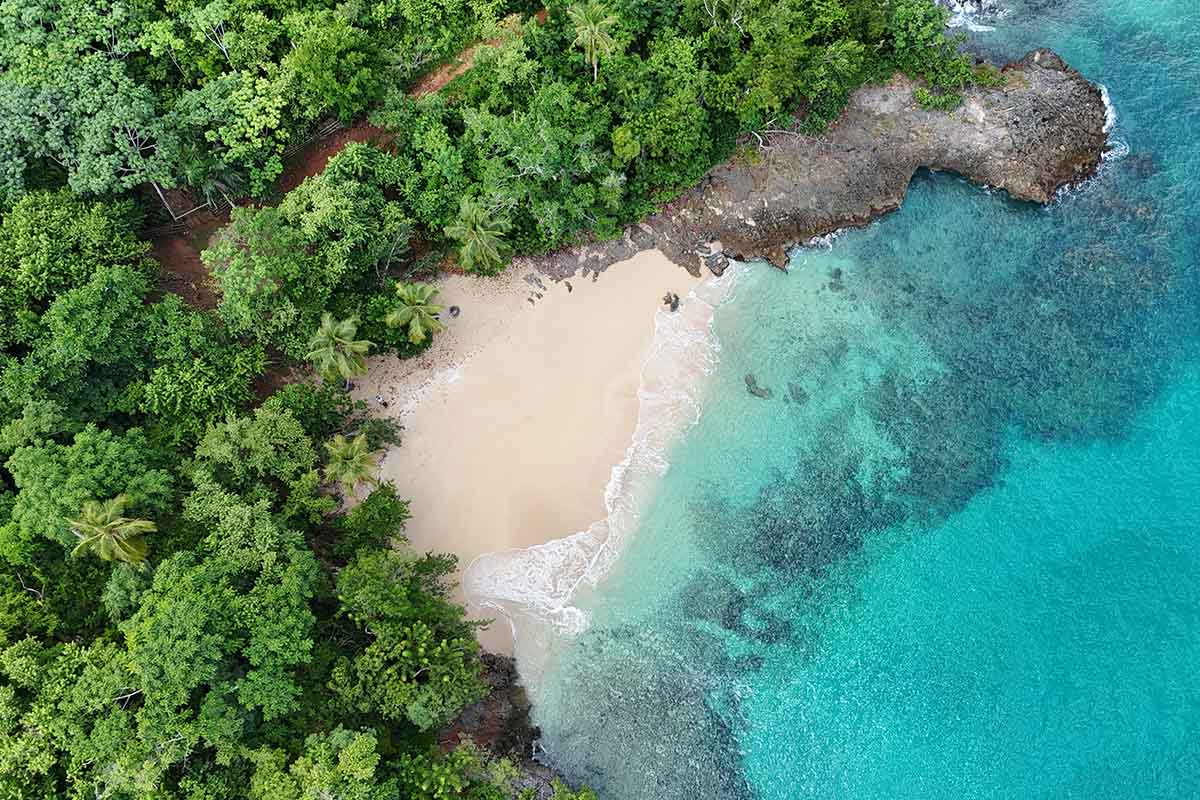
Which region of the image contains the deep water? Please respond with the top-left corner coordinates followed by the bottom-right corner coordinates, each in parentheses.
top-left (527, 1), bottom-right (1200, 797)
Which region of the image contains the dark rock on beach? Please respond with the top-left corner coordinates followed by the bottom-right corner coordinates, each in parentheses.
top-left (521, 49), bottom-right (1108, 277)
top-left (438, 653), bottom-right (570, 799)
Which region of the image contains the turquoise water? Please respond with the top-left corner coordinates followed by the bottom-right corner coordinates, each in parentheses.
top-left (529, 1), bottom-right (1200, 797)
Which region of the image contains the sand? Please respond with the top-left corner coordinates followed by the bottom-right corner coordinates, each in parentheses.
top-left (364, 250), bottom-right (703, 653)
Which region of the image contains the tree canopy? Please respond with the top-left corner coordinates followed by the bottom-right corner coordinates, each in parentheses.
top-left (0, 0), bottom-right (978, 795)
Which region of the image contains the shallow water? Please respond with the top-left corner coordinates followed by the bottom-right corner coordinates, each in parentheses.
top-left (524, 1), bottom-right (1200, 796)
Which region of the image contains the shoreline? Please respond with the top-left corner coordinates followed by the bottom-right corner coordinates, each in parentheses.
top-left (367, 49), bottom-right (1110, 661)
top-left (366, 249), bottom-right (704, 654)
top-left (522, 49), bottom-right (1109, 280)
top-left (365, 44), bottom-right (1114, 793)
top-left (464, 264), bottom-right (739, 678)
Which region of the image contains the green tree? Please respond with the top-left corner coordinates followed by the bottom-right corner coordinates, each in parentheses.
top-left (331, 549), bottom-right (484, 731)
top-left (205, 145), bottom-right (412, 359)
top-left (135, 296), bottom-right (267, 446)
top-left (328, 482), bottom-right (410, 561)
top-left (69, 495), bottom-right (156, 566)
top-left (566, 1), bottom-right (620, 83)
top-left (248, 727), bottom-right (393, 800)
top-left (386, 283), bottom-right (445, 346)
top-left (204, 205), bottom-right (314, 357)
top-left (444, 197), bottom-right (511, 275)
top-left (306, 314), bottom-right (372, 385)
top-left (1, 425), bottom-right (172, 563)
top-left (0, 190), bottom-right (150, 351)
top-left (324, 434), bottom-right (380, 496)
top-left (193, 405), bottom-right (331, 523)
top-left (284, 12), bottom-right (381, 125)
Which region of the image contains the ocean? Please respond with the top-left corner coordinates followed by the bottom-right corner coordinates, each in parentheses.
top-left (487, 0), bottom-right (1200, 796)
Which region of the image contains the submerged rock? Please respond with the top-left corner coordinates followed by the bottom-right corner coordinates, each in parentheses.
top-left (744, 374), bottom-right (773, 399)
top-left (534, 626), bottom-right (755, 800)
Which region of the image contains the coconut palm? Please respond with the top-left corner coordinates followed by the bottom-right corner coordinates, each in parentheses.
top-left (567, 1), bottom-right (619, 83)
top-left (69, 495), bottom-right (156, 566)
top-left (386, 282), bottom-right (446, 345)
top-left (324, 433), bottom-right (381, 496)
top-left (444, 197), bottom-right (511, 274)
top-left (306, 313), bottom-right (373, 385)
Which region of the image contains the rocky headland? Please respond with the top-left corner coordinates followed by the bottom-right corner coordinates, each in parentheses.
top-left (523, 49), bottom-right (1109, 278)
top-left (449, 47), bottom-right (1111, 795)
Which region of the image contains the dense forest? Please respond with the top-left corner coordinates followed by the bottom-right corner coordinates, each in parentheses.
top-left (0, 0), bottom-right (975, 796)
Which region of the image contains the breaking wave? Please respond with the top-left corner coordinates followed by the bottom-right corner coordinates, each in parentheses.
top-left (937, 0), bottom-right (1007, 32)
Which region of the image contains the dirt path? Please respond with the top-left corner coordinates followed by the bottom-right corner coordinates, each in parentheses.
top-left (147, 27), bottom-right (516, 300)
top-left (407, 36), bottom-right (506, 97)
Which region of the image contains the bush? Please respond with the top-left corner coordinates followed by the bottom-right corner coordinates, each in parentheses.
top-left (914, 86), bottom-right (963, 111)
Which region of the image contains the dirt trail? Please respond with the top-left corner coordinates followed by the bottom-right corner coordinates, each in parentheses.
top-left (147, 30), bottom-right (510, 298)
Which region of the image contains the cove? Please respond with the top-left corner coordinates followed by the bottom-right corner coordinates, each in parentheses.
top-left (521, 0), bottom-right (1200, 797)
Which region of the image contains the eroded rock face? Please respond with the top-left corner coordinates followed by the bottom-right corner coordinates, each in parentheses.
top-left (439, 653), bottom-right (568, 800)
top-left (523, 49), bottom-right (1108, 277)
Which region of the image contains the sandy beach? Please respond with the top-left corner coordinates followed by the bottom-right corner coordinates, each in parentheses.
top-left (364, 250), bottom-right (703, 653)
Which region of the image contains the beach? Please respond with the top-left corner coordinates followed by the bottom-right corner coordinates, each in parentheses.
top-left (365, 249), bottom-right (703, 653)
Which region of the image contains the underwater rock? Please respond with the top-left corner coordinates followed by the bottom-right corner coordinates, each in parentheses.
top-left (677, 570), bottom-right (750, 632)
top-left (744, 374), bottom-right (773, 399)
top-left (787, 382), bottom-right (810, 405)
top-left (1123, 152), bottom-right (1159, 179)
top-left (701, 435), bottom-right (905, 579)
top-left (868, 369), bottom-right (1005, 520)
top-left (676, 569), bottom-right (795, 646)
top-left (537, 626), bottom-right (755, 800)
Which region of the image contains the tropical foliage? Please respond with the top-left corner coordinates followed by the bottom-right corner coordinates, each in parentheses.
top-left (203, 143), bottom-right (413, 358)
top-left (306, 314), bottom-right (373, 385)
top-left (69, 495), bottom-right (157, 566)
top-left (0, 0), bottom-right (509, 205)
top-left (445, 197), bottom-right (513, 275)
top-left (387, 283), bottom-right (446, 345)
top-left (324, 433), bottom-right (382, 496)
top-left (0, 190), bottom-right (568, 799)
top-left (567, 1), bottom-right (620, 83)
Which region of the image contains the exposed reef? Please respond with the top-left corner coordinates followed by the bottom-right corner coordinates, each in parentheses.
top-left (523, 49), bottom-right (1108, 277)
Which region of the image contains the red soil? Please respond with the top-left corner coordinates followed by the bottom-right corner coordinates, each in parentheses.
top-left (149, 10), bottom-right (547, 307)
top-left (274, 122), bottom-right (391, 197)
top-left (407, 39), bottom-right (502, 98)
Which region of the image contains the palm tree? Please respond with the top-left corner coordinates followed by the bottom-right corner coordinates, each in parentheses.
top-left (567, 1), bottom-right (619, 83)
top-left (444, 197), bottom-right (511, 274)
top-left (386, 282), bottom-right (446, 345)
top-left (69, 495), bottom-right (156, 566)
top-left (324, 433), bottom-right (381, 496)
top-left (306, 313), bottom-right (373, 386)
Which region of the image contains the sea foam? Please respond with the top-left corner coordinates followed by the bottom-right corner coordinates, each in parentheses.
top-left (463, 263), bottom-right (744, 677)
top-left (1098, 84), bottom-right (1131, 162)
top-left (1054, 84), bottom-right (1127, 201)
top-left (937, 0), bottom-right (1006, 32)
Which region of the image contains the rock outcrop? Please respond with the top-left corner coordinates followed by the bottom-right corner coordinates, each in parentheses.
top-left (438, 653), bottom-right (567, 799)
top-left (523, 49), bottom-right (1108, 277)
